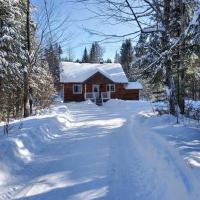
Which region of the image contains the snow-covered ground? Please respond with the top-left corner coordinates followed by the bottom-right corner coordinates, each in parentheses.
top-left (0, 100), bottom-right (200, 200)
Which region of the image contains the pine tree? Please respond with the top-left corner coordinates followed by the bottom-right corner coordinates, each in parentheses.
top-left (89, 43), bottom-right (95, 63)
top-left (105, 58), bottom-right (112, 63)
top-left (89, 42), bottom-right (104, 63)
top-left (0, 0), bottom-right (27, 121)
top-left (75, 58), bottom-right (80, 63)
top-left (0, 0), bottom-right (56, 123)
top-left (120, 39), bottom-right (134, 80)
top-left (45, 43), bottom-right (62, 84)
top-left (134, 0), bottom-right (200, 114)
top-left (82, 47), bottom-right (89, 63)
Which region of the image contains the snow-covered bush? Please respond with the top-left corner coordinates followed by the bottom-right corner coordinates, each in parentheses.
top-left (185, 101), bottom-right (200, 122)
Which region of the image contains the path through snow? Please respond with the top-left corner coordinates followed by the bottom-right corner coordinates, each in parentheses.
top-left (0, 100), bottom-right (200, 200)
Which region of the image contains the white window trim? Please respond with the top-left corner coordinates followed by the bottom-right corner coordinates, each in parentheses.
top-left (73, 84), bottom-right (82, 94)
top-left (107, 84), bottom-right (115, 92)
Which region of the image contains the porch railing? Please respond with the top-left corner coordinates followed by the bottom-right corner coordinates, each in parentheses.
top-left (84, 92), bottom-right (95, 101)
top-left (101, 92), bottom-right (110, 100)
top-left (84, 92), bottom-right (111, 103)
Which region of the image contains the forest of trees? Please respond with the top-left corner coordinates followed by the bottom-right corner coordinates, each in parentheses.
top-left (0, 0), bottom-right (62, 127)
top-left (80, 40), bottom-right (134, 66)
top-left (78, 0), bottom-right (200, 117)
top-left (81, 42), bottom-right (105, 63)
top-left (131, 0), bottom-right (200, 115)
top-left (1, 0), bottom-right (200, 125)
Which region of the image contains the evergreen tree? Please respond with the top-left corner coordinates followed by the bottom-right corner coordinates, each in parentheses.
top-left (75, 58), bottom-right (81, 63)
top-left (134, 0), bottom-right (200, 114)
top-left (89, 43), bottom-right (95, 63)
top-left (89, 42), bottom-right (104, 63)
top-left (45, 43), bottom-right (62, 84)
top-left (105, 58), bottom-right (112, 63)
top-left (120, 39), bottom-right (134, 80)
top-left (77, 0), bottom-right (200, 115)
top-left (0, 0), bottom-right (56, 123)
top-left (82, 47), bottom-right (89, 63)
top-left (0, 0), bottom-right (26, 120)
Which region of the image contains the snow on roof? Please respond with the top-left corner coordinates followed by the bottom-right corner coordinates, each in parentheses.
top-left (125, 82), bottom-right (143, 90)
top-left (60, 62), bottom-right (128, 83)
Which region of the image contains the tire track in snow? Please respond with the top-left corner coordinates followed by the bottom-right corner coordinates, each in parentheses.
top-left (129, 114), bottom-right (200, 200)
top-left (106, 117), bottom-right (161, 200)
top-left (1, 102), bottom-right (200, 200)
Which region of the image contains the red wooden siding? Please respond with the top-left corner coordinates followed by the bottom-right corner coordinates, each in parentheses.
top-left (63, 72), bottom-right (140, 102)
top-left (64, 83), bottom-right (85, 101)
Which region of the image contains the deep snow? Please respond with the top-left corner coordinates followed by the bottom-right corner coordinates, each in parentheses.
top-left (0, 100), bottom-right (200, 200)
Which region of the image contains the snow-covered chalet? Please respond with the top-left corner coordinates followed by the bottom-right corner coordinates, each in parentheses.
top-left (59, 62), bottom-right (143, 104)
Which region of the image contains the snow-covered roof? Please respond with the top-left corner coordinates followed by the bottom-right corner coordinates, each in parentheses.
top-left (60, 62), bottom-right (128, 83)
top-left (125, 82), bottom-right (143, 90)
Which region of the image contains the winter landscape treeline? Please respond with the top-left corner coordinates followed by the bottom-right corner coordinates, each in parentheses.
top-left (76, 0), bottom-right (200, 120)
top-left (1, 0), bottom-right (200, 125)
top-left (132, 0), bottom-right (200, 116)
top-left (0, 0), bottom-right (62, 127)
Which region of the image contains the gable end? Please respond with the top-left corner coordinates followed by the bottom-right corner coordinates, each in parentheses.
top-left (83, 71), bottom-right (114, 84)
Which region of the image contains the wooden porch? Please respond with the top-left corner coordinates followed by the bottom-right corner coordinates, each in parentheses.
top-left (83, 82), bottom-right (111, 105)
top-left (84, 91), bottom-right (110, 105)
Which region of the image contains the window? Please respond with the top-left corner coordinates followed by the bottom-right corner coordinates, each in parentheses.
top-left (73, 84), bottom-right (82, 94)
top-left (107, 84), bottom-right (115, 92)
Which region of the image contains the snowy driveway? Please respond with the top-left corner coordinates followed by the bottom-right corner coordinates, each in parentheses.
top-left (0, 101), bottom-right (200, 200)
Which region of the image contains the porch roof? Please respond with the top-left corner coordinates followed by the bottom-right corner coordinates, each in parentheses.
top-left (60, 62), bottom-right (128, 83)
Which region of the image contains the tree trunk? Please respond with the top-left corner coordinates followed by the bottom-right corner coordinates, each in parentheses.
top-left (24, 0), bottom-right (30, 118)
top-left (29, 98), bottom-right (33, 115)
top-left (177, 0), bottom-right (186, 114)
top-left (23, 71), bottom-right (29, 117)
top-left (163, 0), bottom-right (176, 115)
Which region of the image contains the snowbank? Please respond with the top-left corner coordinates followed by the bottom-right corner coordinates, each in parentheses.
top-left (0, 100), bottom-right (200, 200)
top-left (0, 104), bottom-right (72, 188)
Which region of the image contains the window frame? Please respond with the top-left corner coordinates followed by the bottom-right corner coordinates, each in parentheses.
top-left (73, 84), bottom-right (82, 94)
top-left (107, 84), bottom-right (115, 92)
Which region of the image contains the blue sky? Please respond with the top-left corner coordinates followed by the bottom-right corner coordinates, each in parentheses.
top-left (32, 0), bottom-right (139, 61)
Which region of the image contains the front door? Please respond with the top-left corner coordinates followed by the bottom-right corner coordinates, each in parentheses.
top-left (92, 84), bottom-right (100, 99)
